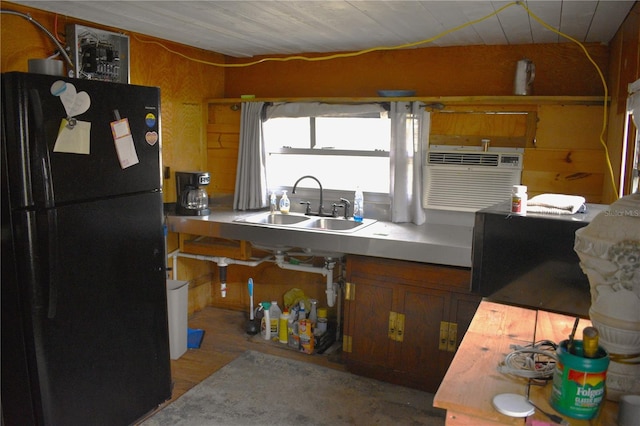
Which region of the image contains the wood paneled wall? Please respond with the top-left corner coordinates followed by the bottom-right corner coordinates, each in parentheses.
top-left (1, 2), bottom-right (226, 205)
top-left (206, 104), bottom-right (241, 196)
top-left (224, 43), bottom-right (609, 98)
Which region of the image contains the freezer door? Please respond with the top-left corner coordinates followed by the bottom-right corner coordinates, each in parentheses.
top-left (2, 72), bottom-right (162, 209)
top-left (5, 191), bottom-right (171, 425)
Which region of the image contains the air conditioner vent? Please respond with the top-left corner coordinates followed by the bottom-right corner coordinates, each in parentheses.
top-left (428, 152), bottom-right (499, 167)
top-left (423, 149), bottom-right (523, 212)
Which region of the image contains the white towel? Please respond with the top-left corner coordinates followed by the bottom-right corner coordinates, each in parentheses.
top-left (527, 193), bottom-right (586, 215)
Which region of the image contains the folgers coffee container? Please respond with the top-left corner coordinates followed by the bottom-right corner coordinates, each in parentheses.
top-left (550, 339), bottom-right (609, 419)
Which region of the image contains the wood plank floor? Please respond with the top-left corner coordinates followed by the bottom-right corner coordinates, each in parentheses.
top-left (141, 306), bottom-right (347, 421)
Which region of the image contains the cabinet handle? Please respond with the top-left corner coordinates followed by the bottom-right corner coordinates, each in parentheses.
top-left (388, 312), bottom-right (405, 342)
top-left (345, 282), bottom-right (355, 301)
top-left (343, 334), bottom-right (352, 353)
top-left (439, 321), bottom-right (449, 351)
top-left (396, 313), bottom-right (405, 342)
top-left (388, 311), bottom-right (397, 339)
top-left (447, 322), bottom-right (458, 352)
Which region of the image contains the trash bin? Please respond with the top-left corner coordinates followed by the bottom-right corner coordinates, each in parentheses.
top-left (166, 280), bottom-right (188, 360)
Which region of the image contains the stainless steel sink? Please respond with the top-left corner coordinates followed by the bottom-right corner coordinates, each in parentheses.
top-left (243, 212), bottom-right (310, 225)
top-left (303, 217), bottom-right (367, 231)
top-left (236, 212), bottom-right (375, 232)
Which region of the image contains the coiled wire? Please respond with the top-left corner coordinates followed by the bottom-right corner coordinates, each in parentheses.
top-left (498, 340), bottom-right (558, 379)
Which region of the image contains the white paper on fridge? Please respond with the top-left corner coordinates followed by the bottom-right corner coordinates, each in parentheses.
top-left (110, 118), bottom-right (139, 169)
top-left (53, 119), bottom-right (91, 154)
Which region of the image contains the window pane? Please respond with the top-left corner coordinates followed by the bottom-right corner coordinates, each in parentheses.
top-left (316, 117), bottom-right (390, 150)
top-left (263, 118), bottom-right (310, 148)
top-left (267, 153), bottom-right (389, 192)
top-left (263, 115), bottom-right (391, 194)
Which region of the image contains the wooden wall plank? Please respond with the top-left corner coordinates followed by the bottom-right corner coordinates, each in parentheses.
top-left (522, 170), bottom-right (604, 202)
top-left (535, 105), bottom-right (605, 150)
top-left (206, 103), bottom-right (241, 195)
top-left (224, 43), bottom-right (609, 98)
top-left (431, 111), bottom-right (529, 138)
top-left (523, 148), bottom-right (605, 173)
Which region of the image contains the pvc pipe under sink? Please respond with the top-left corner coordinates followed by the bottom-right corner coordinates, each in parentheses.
top-left (167, 249), bottom-right (340, 306)
top-left (273, 252), bottom-right (338, 307)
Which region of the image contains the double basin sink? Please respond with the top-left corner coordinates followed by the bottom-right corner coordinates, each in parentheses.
top-left (235, 211), bottom-right (376, 233)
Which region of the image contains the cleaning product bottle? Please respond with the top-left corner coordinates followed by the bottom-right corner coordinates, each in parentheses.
top-left (299, 319), bottom-right (314, 354)
top-left (298, 301), bottom-right (306, 320)
top-left (353, 187), bottom-right (364, 222)
top-left (269, 301), bottom-right (282, 338)
top-left (260, 301), bottom-right (272, 340)
top-left (316, 307), bottom-right (328, 334)
top-left (308, 299), bottom-right (318, 327)
top-left (279, 190), bottom-right (290, 214)
top-left (278, 309), bottom-right (290, 344)
top-left (270, 191), bottom-right (277, 213)
top-left (287, 310), bottom-right (299, 349)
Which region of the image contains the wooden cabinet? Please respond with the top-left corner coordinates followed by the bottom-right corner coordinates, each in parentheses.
top-left (343, 255), bottom-right (480, 393)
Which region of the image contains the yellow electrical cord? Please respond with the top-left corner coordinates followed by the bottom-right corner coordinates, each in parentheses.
top-left (517, 2), bottom-right (617, 198)
top-left (133, 0), bottom-right (617, 197)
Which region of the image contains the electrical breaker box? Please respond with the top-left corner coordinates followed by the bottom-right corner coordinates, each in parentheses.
top-left (66, 24), bottom-right (130, 83)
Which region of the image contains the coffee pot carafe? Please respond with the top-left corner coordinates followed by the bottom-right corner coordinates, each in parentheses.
top-left (514, 58), bottom-right (535, 95)
top-left (175, 171), bottom-right (211, 216)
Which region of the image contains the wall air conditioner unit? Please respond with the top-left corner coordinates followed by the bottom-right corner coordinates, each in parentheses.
top-left (423, 146), bottom-right (524, 212)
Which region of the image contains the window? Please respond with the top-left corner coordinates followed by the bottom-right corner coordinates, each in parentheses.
top-left (263, 114), bottom-right (391, 193)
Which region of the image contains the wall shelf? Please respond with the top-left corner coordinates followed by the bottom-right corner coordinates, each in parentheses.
top-left (206, 95), bottom-right (608, 106)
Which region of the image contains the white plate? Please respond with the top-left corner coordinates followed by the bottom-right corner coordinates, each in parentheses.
top-left (492, 393), bottom-right (535, 417)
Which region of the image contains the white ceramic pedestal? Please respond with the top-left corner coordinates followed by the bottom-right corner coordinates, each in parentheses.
top-left (574, 193), bottom-right (640, 401)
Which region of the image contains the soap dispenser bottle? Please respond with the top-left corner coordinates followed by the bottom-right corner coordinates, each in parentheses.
top-left (270, 191), bottom-right (277, 213)
top-left (353, 187), bottom-right (364, 222)
top-left (279, 190), bottom-right (290, 214)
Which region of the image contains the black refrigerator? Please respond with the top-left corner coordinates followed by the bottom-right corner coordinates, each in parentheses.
top-left (1, 72), bottom-right (172, 425)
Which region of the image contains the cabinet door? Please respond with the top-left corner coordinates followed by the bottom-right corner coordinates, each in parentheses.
top-left (449, 292), bottom-right (482, 350)
top-left (344, 277), bottom-right (395, 369)
top-left (395, 285), bottom-right (450, 391)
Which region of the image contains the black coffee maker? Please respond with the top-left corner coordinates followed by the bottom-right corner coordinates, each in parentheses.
top-left (175, 171), bottom-right (211, 216)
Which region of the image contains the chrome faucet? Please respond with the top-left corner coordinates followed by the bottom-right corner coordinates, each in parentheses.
top-left (292, 175), bottom-right (324, 216)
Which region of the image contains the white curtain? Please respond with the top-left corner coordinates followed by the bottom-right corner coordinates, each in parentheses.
top-left (233, 102), bottom-right (267, 210)
top-left (389, 102), bottom-right (429, 224)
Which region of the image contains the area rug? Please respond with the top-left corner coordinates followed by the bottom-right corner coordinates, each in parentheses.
top-left (141, 350), bottom-right (445, 426)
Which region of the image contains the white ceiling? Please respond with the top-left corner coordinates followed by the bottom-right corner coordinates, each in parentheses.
top-left (9, 1), bottom-right (636, 58)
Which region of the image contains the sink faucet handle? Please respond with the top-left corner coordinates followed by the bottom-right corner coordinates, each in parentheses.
top-left (339, 198), bottom-right (351, 219)
top-left (300, 201), bottom-right (312, 215)
top-left (331, 203), bottom-right (344, 218)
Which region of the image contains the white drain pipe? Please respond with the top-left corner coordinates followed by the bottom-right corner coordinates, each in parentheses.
top-left (168, 249), bottom-right (340, 306)
top-left (168, 250), bottom-right (272, 297)
top-left (274, 252), bottom-right (338, 307)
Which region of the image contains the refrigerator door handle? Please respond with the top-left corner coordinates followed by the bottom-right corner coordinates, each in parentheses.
top-left (28, 89), bottom-right (59, 318)
top-left (28, 89), bottom-right (55, 209)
